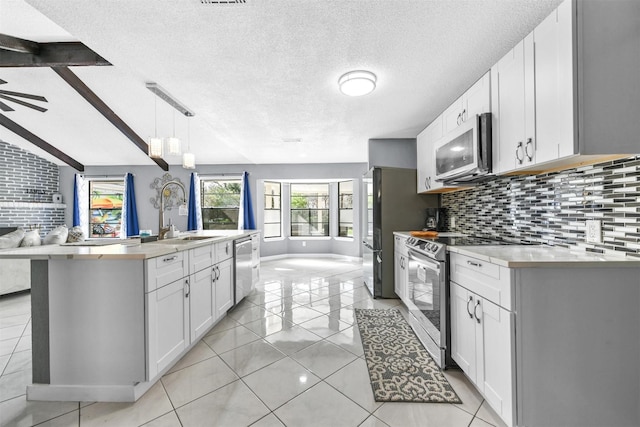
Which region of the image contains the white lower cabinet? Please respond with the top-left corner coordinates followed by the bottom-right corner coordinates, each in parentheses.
top-left (451, 280), bottom-right (514, 426)
top-left (189, 266), bottom-right (215, 342)
top-left (393, 234), bottom-right (409, 302)
top-left (214, 258), bottom-right (233, 317)
top-left (146, 277), bottom-right (190, 380)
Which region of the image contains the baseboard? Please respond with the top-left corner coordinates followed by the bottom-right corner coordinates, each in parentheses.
top-left (261, 254), bottom-right (362, 263)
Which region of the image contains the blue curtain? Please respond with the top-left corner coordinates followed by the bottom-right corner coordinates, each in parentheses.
top-left (188, 173), bottom-right (198, 231)
top-left (125, 173), bottom-right (140, 237)
top-left (72, 174), bottom-right (80, 227)
top-left (241, 171), bottom-right (256, 229)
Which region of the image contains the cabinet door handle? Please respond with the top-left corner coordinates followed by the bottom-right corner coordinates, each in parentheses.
top-left (525, 137), bottom-right (534, 161)
top-left (466, 295), bottom-right (474, 319)
top-left (474, 300), bottom-right (482, 324)
top-left (516, 141), bottom-right (524, 164)
top-left (457, 112), bottom-right (462, 125)
top-left (215, 265), bottom-right (220, 281)
top-left (425, 177), bottom-right (431, 190)
top-left (467, 260), bottom-right (482, 268)
top-left (184, 279), bottom-right (190, 298)
top-left (163, 255), bottom-right (178, 263)
top-left (462, 108), bottom-right (466, 121)
top-left (226, 243), bottom-right (229, 255)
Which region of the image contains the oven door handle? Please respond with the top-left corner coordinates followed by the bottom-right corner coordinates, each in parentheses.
top-left (407, 249), bottom-right (441, 272)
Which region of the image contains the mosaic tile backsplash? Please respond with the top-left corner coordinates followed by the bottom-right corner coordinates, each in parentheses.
top-left (441, 155), bottom-right (640, 258)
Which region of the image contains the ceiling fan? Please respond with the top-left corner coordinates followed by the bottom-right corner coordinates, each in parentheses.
top-left (0, 79), bottom-right (48, 113)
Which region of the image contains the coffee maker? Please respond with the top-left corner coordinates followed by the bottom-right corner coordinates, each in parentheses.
top-left (425, 208), bottom-right (447, 231)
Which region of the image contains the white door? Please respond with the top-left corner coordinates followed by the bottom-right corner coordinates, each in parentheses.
top-left (215, 258), bottom-right (234, 318)
top-left (443, 97), bottom-right (464, 134)
top-left (189, 267), bottom-right (215, 341)
top-left (534, 0), bottom-right (574, 164)
top-left (493, 36), bottom-right (535, 173)
top-left (450, 282), bottom-right (477, 382)
top-left (147, 278), bottom-right (190, 379)
top-left (478, 297), bottom-right (514, 425)
top-left (464, 72), bottom-right (491, 120)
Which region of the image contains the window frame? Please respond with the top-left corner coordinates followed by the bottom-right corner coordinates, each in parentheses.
top-left (263, 181), bottom-right (282, 239)
top-left (338, 180), bottom-right (354, 239)
top-left (200, 176), bottom-right (242, 230)
top-left (289, 183), bottom-right (330, 238)
top-left (88, 178), bottom-right (125, 239)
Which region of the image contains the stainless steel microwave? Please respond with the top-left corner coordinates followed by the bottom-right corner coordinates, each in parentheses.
top-left (434, 112), bottom-right (492, 183)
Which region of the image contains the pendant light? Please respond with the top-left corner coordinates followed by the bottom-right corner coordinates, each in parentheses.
top-left (182, 118), bottom-right (195, 169)
top-left (148, 96), bottom-right (163, 158)
top-left (166, 110), bottom-right (182, 156)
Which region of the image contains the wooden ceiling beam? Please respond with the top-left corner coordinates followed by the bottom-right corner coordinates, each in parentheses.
top-left (0, 33), bottom-right (40, 54)
top-left (51, 66), bottom-right (170, 171)
top-left (0, 41), bottom-right (110, 67)
top-left (0, 113), bottom-right (84, 171)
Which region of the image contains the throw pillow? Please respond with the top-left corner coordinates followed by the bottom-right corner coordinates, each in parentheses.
top-left (43, 225), bottom-right (69, 245)
top-left (19, 230), bottom-right (42, 247)
top-left (66, 226), bottom-right (85, 243)
top-left (0, 228), bottom-right (25, 249)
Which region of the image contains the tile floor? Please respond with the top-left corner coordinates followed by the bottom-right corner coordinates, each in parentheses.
top-left (0, 257), bottom-right (507, 427)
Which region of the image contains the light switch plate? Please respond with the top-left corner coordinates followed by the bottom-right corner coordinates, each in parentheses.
top-left (585, 220), bottom-right (602, 243)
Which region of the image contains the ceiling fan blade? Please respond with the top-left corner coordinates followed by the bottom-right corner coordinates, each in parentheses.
top-left (0, 100), bottom-right (14, 112)
top-left (0, 94), bottom-right (47, 112)
top-left (0, 89), bottom-right (47, 103)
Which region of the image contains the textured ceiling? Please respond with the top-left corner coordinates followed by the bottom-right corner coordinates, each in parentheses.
top-left (0, 0), bottom-right (562, 168)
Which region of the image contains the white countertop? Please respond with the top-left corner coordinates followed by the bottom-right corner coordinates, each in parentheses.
top-left (0, 230), bottom-right (257, 261)
top-left (448, 245), bottom-right (640, 268)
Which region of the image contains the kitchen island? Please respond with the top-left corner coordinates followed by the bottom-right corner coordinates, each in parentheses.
top-left (446, 244), bottom-right (640, 427)
top-left (0, 230), bottom-right (259, 403)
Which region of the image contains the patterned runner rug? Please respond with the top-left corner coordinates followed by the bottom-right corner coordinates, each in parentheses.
top-left (354, 308), bottom-right (462, 403)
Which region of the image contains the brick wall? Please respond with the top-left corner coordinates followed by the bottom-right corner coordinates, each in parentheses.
top-left (0, 140), bottom-right (65, 235)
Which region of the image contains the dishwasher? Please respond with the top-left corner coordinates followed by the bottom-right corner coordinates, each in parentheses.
top-left (234, 237), bottom-right (253, 305)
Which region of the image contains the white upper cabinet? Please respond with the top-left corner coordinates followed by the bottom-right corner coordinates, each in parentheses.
top-left (417, 115), bottom-right (443, 193)
top-left (443, 72), bottom-right (491, 134)
top-left (492, 0), bottom-right (640, 175)
top-left (491, 35), bottom-right (535, 173)
top-left (417, 72), bottom-right (490, 194)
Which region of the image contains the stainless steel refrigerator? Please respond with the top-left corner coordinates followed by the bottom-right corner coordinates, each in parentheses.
top-left (362, 167), bottom-right (437, 298)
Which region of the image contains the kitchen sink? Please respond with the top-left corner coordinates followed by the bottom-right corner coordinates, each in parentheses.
top-left (180, 236), bottom-right (216, 241)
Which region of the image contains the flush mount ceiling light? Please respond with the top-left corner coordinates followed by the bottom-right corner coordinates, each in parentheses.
top-left (338, 70), bottom-right (377, 97)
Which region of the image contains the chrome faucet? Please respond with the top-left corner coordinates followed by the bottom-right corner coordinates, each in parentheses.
top-left (158, 180), bottom-right (187, 240)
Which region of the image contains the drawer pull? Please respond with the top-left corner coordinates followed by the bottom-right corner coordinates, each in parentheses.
top-left (163, 255), bottom-right (178, 263)
top-left (467, 260), bottom-right (482, 268)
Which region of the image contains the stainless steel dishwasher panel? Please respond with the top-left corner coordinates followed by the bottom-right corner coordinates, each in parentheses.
top-left (234, 237), bottom-right (253, 305)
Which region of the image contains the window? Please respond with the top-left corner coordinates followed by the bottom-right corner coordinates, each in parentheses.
top-left (338, 180), bottom-right (354, 237)
top-left (201, 178), bottom-right (242, 230)
top-left (290, 183), bottom-right (329, 237)
top-left (89, 180), bottom-right (124, 238)
top-left (263, 181), bottom-right (281, 238)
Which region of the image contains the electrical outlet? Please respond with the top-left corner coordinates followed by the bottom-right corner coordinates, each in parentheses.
top-left (585, 220), bottom-right (602, 243)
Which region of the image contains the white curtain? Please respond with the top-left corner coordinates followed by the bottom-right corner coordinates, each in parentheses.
top-left (75, 174), bottom-right (89, 238)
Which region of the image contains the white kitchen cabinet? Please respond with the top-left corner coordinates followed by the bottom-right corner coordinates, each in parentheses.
top-left (393, 234), bottom-right (409, 302)
top-left (443, 72), bottom-right (491, 134)
top-left (491, 35), bottom-right (535, 173)
top-left (215, 258), bottom-right (234, 317)
top-left (450, 252), bottom-right (514, 426)
top-left (189, 266), bottom-right (215, 342)
top-left (214, 240), bottom-right (232, 264)
top-left (147, 277), bottom-right (190, 380)
top-left (492, 0), bottom-right (639, 175)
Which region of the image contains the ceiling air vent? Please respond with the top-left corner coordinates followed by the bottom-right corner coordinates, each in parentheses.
top-left (200, 0), bottom-right (246, 4)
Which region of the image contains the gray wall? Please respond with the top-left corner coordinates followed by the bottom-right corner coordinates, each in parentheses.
top-left (368, 138), bottom-right (417, 169)
top-left (58, 162), bottom-right (369, 258)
